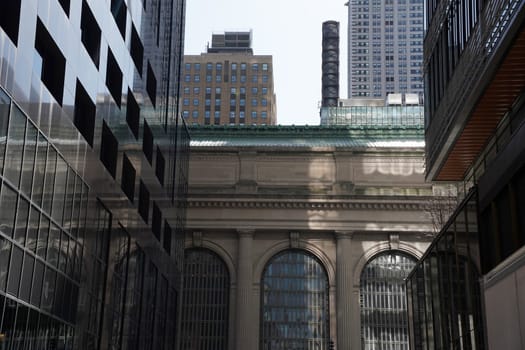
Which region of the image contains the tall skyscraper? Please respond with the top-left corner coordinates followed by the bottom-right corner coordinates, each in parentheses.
top-left (0, 0), bottom-right (188, 348)
top-left (407, 0), bottom-right (525, 349)
top-left (182, 31), bottom-right (277, 126)
top-left (346, 0), bottom-right (424, 99)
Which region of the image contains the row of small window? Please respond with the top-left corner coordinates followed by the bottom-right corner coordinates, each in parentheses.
top-left (185, 62), bottom-right (270, 72)
top-left (183, 111), bottom-right (268, 119)
top-left (184, 74), bottom-right (269, 83)
top-left (184, 98), bottom-right (269, 107)
top-left (184, 86), bottom-right (269, 95)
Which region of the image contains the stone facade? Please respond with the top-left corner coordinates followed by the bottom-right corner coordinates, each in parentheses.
top-left (185, 125), bottom-right (436, 350)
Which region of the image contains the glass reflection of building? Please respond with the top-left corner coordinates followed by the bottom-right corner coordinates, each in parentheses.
top-left (260, 250), bottom-right (330, 350)
top-left (0, 0), bottom-right (187, 349)
top-left (408, 0), bottom-right (525, 348)
top-left (360, 252), bottom-right (416, 350)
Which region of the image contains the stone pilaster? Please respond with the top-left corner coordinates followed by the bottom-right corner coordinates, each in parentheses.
top-left (335, 231), bottom-right (354, 350)
top-left (235, 229), bottom-right (255, 350)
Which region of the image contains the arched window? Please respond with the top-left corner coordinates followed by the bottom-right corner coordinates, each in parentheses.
top-left (181, 248), bottom-right (230, 350)
top-left (260, 250), bottom-right (330, 350)
top-left (360, 251), bottom-right (416, 350)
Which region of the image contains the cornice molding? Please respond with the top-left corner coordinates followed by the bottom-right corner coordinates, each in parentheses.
top-left (188, 199), bottom-right (431, 211)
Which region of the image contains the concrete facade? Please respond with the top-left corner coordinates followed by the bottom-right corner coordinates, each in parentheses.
top-left (184, 125), bottom-right (436, 350)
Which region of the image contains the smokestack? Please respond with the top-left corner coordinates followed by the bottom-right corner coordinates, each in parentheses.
top-left (321, 21), bottom-right (339, 107)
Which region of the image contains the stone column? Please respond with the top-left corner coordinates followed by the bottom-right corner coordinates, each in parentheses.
top-left (235, 229), bottom-right (254, 350)
top-left (335, 231), bottom-right (354, 350)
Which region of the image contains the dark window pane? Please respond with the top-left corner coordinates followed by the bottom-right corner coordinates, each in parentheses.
top-left (31, 260), bottom-right (45, 307)
top-left (0, 237), bottom-right (12, 291)
top-left (0, 0), bottom-right (21, 44)
top-left (121, 153), bottom-right (136, 202)
top-left (130, 25), bottom-right (144, 76)
top-left (74, 80), bottom-right (96, 147)
top-left (155, 147), bottom-right (165, 185)
top-left (138, 181), bottom-right (149, 223)
top-left (20, 253), bottom-right (35, 302)
top-left (142, 121), bottom-right (153, 164)
top-left (80, 0), bottom-right (101, 67)
top-left (4, 104), bottom-right (26, 187)
top-left (152, 202), bottom-right (161, 240)
top-left (7, 245), bottom-right (23, 296)
top-left (35, 19), bottom-right (66, 105)
top-left (51, 156), bottom-right (67, 223)
top-left (100, 121), bottom-right (119, 178)
top-left (106, 49), bottom-right (123, 107)
top-left (41, 267), bottom-right (56, 312)
top-left (47, 223), bottom-right (60, 268)
top-left (26, 206), bottom-right (40, 253)
top-left (36, 214), bottom-right (50, 259)
top-left (20, 122), bottom-right (37, 197)
top-left (14, 196), bottom-right (29, 246)
top-left (111, 0), bottom-right (127, 38)
top-left (163, 221), bottom-right (171, 254)
top-left (58, 0), bottom-right (70, 15)
top-left (0, 183), bottom-right (18, 238)
top-left (126, 89), bottom-right (140, 139)
top-left (146, 62), bottom-right (157, 107)
top-left (0, 89), bottom-right (10, 175)
top-left (31, 133), bottom-right (47, 206)
top-left (42, 147), bottom-right (57, 215)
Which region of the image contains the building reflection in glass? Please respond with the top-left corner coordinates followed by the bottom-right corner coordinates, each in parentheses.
top-left (260, 250), bottom-right (330, 350)
top-left (360, 251), bottom-right (416, 350)
top-left (406, 191), bottom-right (484, 349)
top-left (180, 248), bottom-right (230, 350)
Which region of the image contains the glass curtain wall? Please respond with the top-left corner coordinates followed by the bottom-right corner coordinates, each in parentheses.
top-left (180, 248), bottom-right (230, 350)
top-left (360, 251), bottom-right (416, 350)
top-left (260, 250), bottom-right (330, 350)
top-left (406, 191), bottom-right (484, 350)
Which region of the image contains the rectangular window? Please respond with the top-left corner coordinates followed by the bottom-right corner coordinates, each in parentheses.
top-left (138, 181), bottom-right (149, 223)
top-left (121, 153), bottom-right (136, 202)
top-left (146, 62), bottom-right (157, 107)
top-left (163, 221), bottom-right (172, 254)
top-left (142, 121), bottom-right (153, 165)
top-left (106, 49), bottom-right (123, 107)
top-left (81, 1), bottom-right (101, 67)
top-left (111, 0), bottom-right (127, 38)
top-left (35, 19), bottom-right (66, 105)
top-left (126, 89), bottom-right (140, 140)
top-left (152, 203), bottom-right (161, 241)
top-left (4, 105), bottom-right (25, 187)
top-left (155, 147), bottom-right (165, 186)
top-left (0, 0), bottom-right (21, 45)
top-left (58, 0), bottom-right (70, 15)
top-left (130, 24), bottom-right (144, 76)
top-left (100, 121), bottom-right (119, 179)
top-left (74, 80), bottom-right (96, 147)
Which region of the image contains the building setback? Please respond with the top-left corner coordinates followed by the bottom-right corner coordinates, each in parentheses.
top-left (346, 0), bottom-right (424, 99)
top-left (182, 31), bottom-right (277, 126)
top-left (0, 0), bottom-right (188, 348)
top-left (407, 0), bottom-right (525, 349)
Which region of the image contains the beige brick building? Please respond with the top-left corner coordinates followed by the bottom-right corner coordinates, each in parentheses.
top-left (182, 32), bottom-right (277, 126)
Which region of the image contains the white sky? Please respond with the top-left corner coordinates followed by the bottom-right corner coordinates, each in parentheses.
top-left (183, 0), bottom-right (348, 125)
